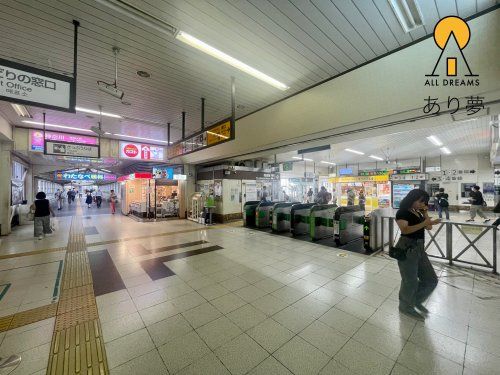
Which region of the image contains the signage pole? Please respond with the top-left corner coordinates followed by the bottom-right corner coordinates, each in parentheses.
top-left (167, 122), bottom-right (171, 145)
top-left (182, 111), bottom-right (186, 140)
top-left (201, 98), bottom-right (205, 130)
top-left (43, 112), bottom-right (46, 136)
top-left (71, 20), bottom-right (80, 112)
top-left (231, 76), bottom-right (236, 134)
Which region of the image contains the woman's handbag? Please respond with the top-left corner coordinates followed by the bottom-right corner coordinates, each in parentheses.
top-left (389, 246), bottom-right (407, 261)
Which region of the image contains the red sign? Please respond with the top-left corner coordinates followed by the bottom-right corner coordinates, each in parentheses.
top-left (123, 144), bottom-right (139, 158)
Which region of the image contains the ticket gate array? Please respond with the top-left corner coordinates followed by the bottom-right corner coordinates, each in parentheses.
top-left (290, 203), bottom-right (316, 236)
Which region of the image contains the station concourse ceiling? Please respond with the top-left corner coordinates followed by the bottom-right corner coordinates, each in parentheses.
top-left (0, 0), bottom-right (497, 147)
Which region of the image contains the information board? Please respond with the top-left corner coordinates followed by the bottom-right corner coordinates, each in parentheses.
top-left (45, 141), bottom-right (100, 158)
top-left (119, 142), bottom-right (164, 161)
top-left (30, 130), bottom-right (98, 152)
top-left (0, 58), bottom-right (74, 112)
top-left (167, 117), bottom-right (234, 159)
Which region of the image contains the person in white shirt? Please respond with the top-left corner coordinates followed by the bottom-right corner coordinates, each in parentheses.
top-left (95, 189), bottom-right (103, 208)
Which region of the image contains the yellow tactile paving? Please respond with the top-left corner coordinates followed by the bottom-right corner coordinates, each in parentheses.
top-left (0, 246), bottom-right (66, 260)
top-left (47, 210), bottom-right (109, 374)
top-left (0, 303), bottom-right (58, 333)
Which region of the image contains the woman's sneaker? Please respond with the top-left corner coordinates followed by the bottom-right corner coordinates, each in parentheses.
top-left (399, 307), bottom-right (425, 320)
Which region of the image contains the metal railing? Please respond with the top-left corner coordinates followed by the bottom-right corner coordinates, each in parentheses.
top-left (376, 216), bottom-right (498, 274)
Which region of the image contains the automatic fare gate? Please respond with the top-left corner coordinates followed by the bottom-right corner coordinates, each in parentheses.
top-left (272, 202), bottom-right (300, 232)
top-left (243, 201), bottom-right (261, 227)
top-left (333, 206), bottom-right (366, 247)
top-left (310, 204), bottom-right (338, 241)
top-left (255, 201), bottom-right (276, 228)
top-left (290, 203), bottom-right (316, 236)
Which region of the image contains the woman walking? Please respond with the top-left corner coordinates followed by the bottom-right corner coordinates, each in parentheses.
top-left (109, 189), bottom-right (117, 214)
top-left (85, 191), bottom-right (93, 208)
top-left (395, 189), bottom-right (440, 319)
top-left (33, 192), bottom-right (54, 240)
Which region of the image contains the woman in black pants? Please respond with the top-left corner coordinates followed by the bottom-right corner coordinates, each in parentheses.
top-left (395, 189), bottom-right (440, 320)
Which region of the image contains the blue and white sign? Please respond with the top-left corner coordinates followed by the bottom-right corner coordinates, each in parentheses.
top-left (153, 167), bottom-right (174, 179)
top-left (339, 168), bottom-right (353, 175)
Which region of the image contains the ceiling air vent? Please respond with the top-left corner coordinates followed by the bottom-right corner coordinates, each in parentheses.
top-left (389, 0), bottom-right (425, 33)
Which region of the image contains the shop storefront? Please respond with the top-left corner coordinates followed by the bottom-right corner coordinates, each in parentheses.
top-left (118, 168), bottom-right (184, 220)
top-left (329, 175), bottom-right (391, 212)
top-left (390, 173), bottom-right (427, 208)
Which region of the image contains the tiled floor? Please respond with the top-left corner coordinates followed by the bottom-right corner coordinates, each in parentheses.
top-left (0, 206), bottom-right (499, 374)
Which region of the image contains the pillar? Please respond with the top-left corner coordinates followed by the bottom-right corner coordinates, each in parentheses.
top-left (0, 142), bottom-right (13, 235)
top-left (179, 164), bottom-right (196, 219)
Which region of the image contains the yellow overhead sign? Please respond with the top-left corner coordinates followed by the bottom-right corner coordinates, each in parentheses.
top-left (329, 175), bottom-right (389, 183)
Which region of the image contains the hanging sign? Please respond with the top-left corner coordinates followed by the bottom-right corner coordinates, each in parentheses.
top-left (329, 175), bottom-right (389, 183)
top-left (54, 171), bottom-right (116, 181)
top-left (45, 141), bottom-right (99, 158)
top-left (152, 166), bottom-right (174, 179)
top-left (390, 173), bottom-right (428, 181)
top-left (30, 130), bottom-right (98, 152)
top-left (167, 117), bottom-right (234, 159)
top-left (0, 58), bottom-right (75, 112)
top-left (119, 142), bottom-right (164, 161)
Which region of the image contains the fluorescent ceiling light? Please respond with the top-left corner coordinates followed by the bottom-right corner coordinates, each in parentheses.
top-left (440, 147), bottom-right (451, 155)
top-left (345, 148), bottom-right (364, 155)
top-left (320, 161), bottom-right (336, 165)
top-left (369, 155), bottom-right (384, 161)
top-left (292, 156), bottom-right (302, 160)
top-left (100, 169), bottom-right (112, 173)
top-left (76, 107), bottom-right (122, 119)
top-left (427, 135), bottom-right (443, 146)
top-left (22, 120), bottom-right (93, 133)
top-left (303, 158), bottom-right (313, 162)
top-left (389, 0), bottom-right (424, 33)
top-left (11, 104), bottom-right (32, 118)
top-left (175, 31), bottom-right (289, 91)
top-left (113, 133), bottom-right (169, 144)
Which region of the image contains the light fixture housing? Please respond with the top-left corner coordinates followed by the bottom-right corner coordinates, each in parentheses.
top-left (175, 31), bottom-right (289, 91)
top-left (369, 155), bottom-right (384, 161)
top-left (345, 148), bottom-right (365, 155)
top-left (427, 135), bottom-right (443, 146)
top-left (76, 107), bottom-right (122, 119)
top-left (440, 147), bottom-right (452, 155)
top-left (22, 120), bottom-right (93, 133)
top-left (11, 104), bottom-right (32, 118)
top-left (320, 161), bottom-right (336, 165)
top-left (389, 0), bottom-right (424, 33)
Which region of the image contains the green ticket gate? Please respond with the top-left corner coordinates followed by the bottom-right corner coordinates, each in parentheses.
top-left (243, 201), bottom-right (260, 227)
top-left (291, 203), bottom-right (316, 236)
top-left (333, 206), bottom-right (366, 246)
top-left (272, 202), bottom-right (300, 232)
top-left (310, 204), bottom-right (338, 241)
top-left (255, 201), bottom-right (276, 228)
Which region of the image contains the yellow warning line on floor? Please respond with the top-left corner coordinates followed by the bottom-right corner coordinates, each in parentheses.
top-left (47, 209), bottom-right (109, 374)
top-left (0, 246), bottom-right (66, 260)
top-left (0, 303), bottom-right (58, 333)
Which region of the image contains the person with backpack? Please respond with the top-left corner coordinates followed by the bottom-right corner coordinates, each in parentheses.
top-left (434, 188), bottom-right (450, 220)
top-left (467, 185), bottom-right (490, 223)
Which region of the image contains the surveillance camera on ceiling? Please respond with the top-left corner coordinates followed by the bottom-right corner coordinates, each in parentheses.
top-left (90, 125), bottom-right (106, 136)
top-left (97, 81), bottom-right (124, 99)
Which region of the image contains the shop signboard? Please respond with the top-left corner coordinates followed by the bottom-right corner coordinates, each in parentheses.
top-left (54, 172), bottom-right (116, 181)
top-left (167, 117), bottom-right (234, 159)
top-left (119, 142), bottom-right (164, 161)
top-left (153, 167), bottom-right (174, 179)
top-left (425, 166), bottom-right (441, 172)
top-left (329, 175), bottom-right (389, 183)
top-left (392, 168), bottom-right (421, 174)
top-left (0, 58), bottom-right (75, 112)
top-left (45, 141), bottom-right (99, 158)
top-left (174, 174), bottom-right (187, 180)
top-left (30, 130), bottom-right (99, 152)
top-left (359, 169), bottom-right (390, 176)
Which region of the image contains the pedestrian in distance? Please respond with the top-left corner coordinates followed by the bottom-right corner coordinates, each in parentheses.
top-left (95, 188), bottom-right (103, 208)
top-left (358, 189), bottom-right (366, 211)
top-left (85, 191), bottom-right (93, 208)
top-left (434, 188), bottom-right (450, 220)
top-left (109, 189), bottom-right (117, 214)
top-left (33, 192), bottom-right (55, 240)
top-left (306, 188), bottom-right (313, 203)
top-left (55, 189), bottom-right (63, 210)
top-left (394, 189), bottom-right (440, 320)
top-left (467, 185), bottom-right (490, 223)
top-left (315, 186), bottom-right (330, 204)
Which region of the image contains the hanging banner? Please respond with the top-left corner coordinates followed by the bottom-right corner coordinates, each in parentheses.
top-left (30, 130), bottom-right (98, 152)
top-left (329, 175), bottom-right (389, 183)
top-left (0, 58), bottom-right (75, 112)
top-left (45, 141), bottom-right (99, 158)
top-left (119, 141), bottom-right (164, 161)
top-left (167, 117), bottom-right (234, 159)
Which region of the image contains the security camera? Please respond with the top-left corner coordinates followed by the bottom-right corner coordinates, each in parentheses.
top-left (90, 126), bottom-right (106, 136)
top-left (97, 81), bottom-right (124, 99)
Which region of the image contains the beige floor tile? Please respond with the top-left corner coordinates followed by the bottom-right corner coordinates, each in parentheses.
top-left (106, 328), bottom-right (155, 369)
top-left (182, 302), bottom-right (222, 328)
top-left (334, 339), bottom-right (394, 375)
top-left (158, 331), bottom-right (210, 374)
top-left (147, 313), bottom-right (193, 347)
top-left (299, 320), bottom-right (349, 356)
top-left (226, 303), bottom-right (267, 331)
top-left (110, 349), bottom-right (167, 375)
top-left (274, 336), bottom-right (330, 375)
top-left (247, 318), bottom-right (294, 353)
top-left (177, 353), bottom-right (230, 375)
top-left (102, 312), bottom-right (145, 343)
top-left (215, 334), bottom-right (269, 375)
top-left (196, 316), bottom-right (242, 350)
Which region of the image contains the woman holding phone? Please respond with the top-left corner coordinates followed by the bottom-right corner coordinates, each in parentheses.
top-left (395, 189), bottom-right (440, 320)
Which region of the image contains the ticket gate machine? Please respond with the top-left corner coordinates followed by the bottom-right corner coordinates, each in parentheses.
top-left (255, 201), bottom-right (276, 228)
top-left (272, 202), bottom-right (300, 232)
top-left (333, 206), bottom-right (366, 246)
top-left (290, 203), bottom-right (316, 236)
top-left (243, 201), bottom-right (261, 227)
top-left (310, 204), bottom-right (338, 241)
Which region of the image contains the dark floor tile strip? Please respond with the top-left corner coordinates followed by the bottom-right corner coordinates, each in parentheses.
top-left (84, 226), bottom-right (99, 235)
top-left (151, 240), bottom-right (208, 253)
top-left (140, 245), bottom-right (223, 281)
top-left (128, 245), bottom-right (151, 256)
top-left (88, 249), bottom-right (126, 296)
